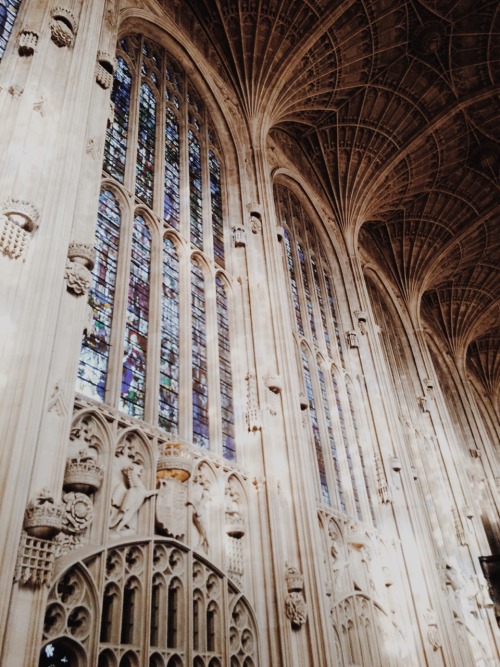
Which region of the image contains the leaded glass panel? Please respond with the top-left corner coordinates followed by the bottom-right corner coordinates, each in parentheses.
top-left (104, 56), bottom-right (132, 182)
top-left (0, 0), bottom-right (21, 61)
top-left (216, 276), bottom-right (235, 460)
top-left (191, 260), bottom-right (209, 448)
top-left (136, 82), bottom-right (157, 207)
top-left (159, 237), bottom-right (180, 432)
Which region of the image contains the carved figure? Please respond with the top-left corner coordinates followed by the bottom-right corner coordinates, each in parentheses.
top-left (188, 472), bottom-right (211, 552)
top-left (110, 463), bottom-right (157, 533)
top-left (424, 608), bottom-right (441, 651)
top-left (285, 591), bottom-right (308, 627)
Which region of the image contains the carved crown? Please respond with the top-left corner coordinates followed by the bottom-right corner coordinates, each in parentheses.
top-left (157, 443), bottom-right (194, 482)
top-left (285, 566), bottom-right (304, 592)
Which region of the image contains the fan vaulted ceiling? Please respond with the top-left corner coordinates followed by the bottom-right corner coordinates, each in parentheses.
top-left (168, 0), bottom-right (499, 395)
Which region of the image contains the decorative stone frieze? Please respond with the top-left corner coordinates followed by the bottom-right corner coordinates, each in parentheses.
top-left (64, 242), bottom-right (95, 296)
top-left (346, 330), bottom-right (358, 348)
top-left (50, 7), bottom-right (78, 48)
top-left (24, 489), bottom-right (64, 539)
top-left (285, 566), bottom-right (307, 628)
top-left (18, 29), bottom-right (38, 56)
top-left (95, 51), bottom-right (116, 89)
top-left (0, 198), bottom-right (40, 261)
top-left (15, 532), bottom-right (57, 587)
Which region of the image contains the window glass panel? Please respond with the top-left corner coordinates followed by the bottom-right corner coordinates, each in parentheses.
top-left (159, 237), bottom-right (180, 432)
top-left (77, 190), bottom-right (121, 401)
top-left (324, 268), bottom-right (345, 366)
top-left (216, 277), bottom-right (235, 461)
top-left (311, 255), bottom-right (331, 355)
top-left (0, 0), bottom-right (21, 61)
top-left (302, 350), bottom-right (330, 504)
top-left (164, 107), bottom-right (180, 228)
top-left (319, 368), bottom-right (346, 512)
top-left (136, 82), bottom-right (156, 207)
top-left (120, 216), bottom-right (151, 417)
top-left (189, 130), bottom-right (203, 250)
top-left (192, 260), bottom-right (209, 448)
top-left (104, 56), bottom-right (132, 182)
top-left (210, 151), bottom-right (224, 265)
top-left (297, 239), bottom-right (317, 342)
top-left (283, 228), bottom-right (304, 335)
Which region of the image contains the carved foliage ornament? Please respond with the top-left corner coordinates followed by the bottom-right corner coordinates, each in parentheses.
top-left (0, 198), bottom-right (39, 261)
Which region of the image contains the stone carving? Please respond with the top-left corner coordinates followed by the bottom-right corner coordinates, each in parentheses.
top-left (375, 454), bottom-right (391, 503)
top-left (110, 443), bottom-right (157, 534)
top-left (24, 489), bottom-right (64, 539)
top-left (86, 137), bottom-right (100, 160)
top-left (33, 96), bottom-right (46, 116)
top-left (232, 223), bottom-right (247, 247)
top-left (50, 8), bottom-right (78, 48)
top-left (65, 241), bottom-right (95, 296)
top-left (18, 30), bottom-right (38, 56)
top-left (64, 446), bottom-right (103, 495)
top-left (285, 566), bottom-right (307, 628)
top-left (0, 198), bottom-right (39, 261)
top-left (8, 84), bottom-right (23, 99)
top-left (188, 472), bottom-right (212, 553)
top-left (155, 444), bottom-right (193, 539)
top-left (245, 372), bottom-right (261, 431)
top-left (246, 203), bottom-right (262, 234)
top-left (418, 396), bottom-right (430, 413)
top-left (452, 507), bottom-right (467, 546)
top-left (47, 382), bottom-right (68, 417)
top-left (225, 479), bottom-right (245, 538)
top-left (15, 533), bottom-right (57, 587)
top-left (95, 51), bottom-right (116, 89)
top-left (424, 608), bottom-right (441, 650)
top-left (61, 492), bottom-right (94, 533)
top-left (346, 330), bottom-right (358, 348)
top-left (355, 310), bottom-right (368, 335)
top-left (391, 456), bottom-right (401, 472)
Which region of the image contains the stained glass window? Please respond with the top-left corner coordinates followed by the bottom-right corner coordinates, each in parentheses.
top-left (324, 268), bottom-right (345, 366)
top-left (164, 107), bottom-right (180, 228)
top-left (333, 373), bottom-right (362, 520)
top-left (318, 367), bottom-right (346, 512)
top-left (312, 255), bottom-right (331, 355)
top-left (159, 237), bottom-right (180, 432)
top-left (0, 0), bottom-right (21, 61)
top-left (297, 239), bottom-right (317, 342)
top-left (120, 216), bottom-right (151, 418)
top-left (189, 130), bottom-right (203, 250)
top-left (77, 190), bottom-right (121, 401)
top-left (284, 228), bottom-right (304, 335)
top-left (192, 259), bottom-right (209, 448)
top-left (347, 380), bottom-right (376, 524)
top-left (210, 151), bottom-right (224, 265)
top-left (302, 350), bottom-right (330, 504)
top-left (216, 276), bottom-right (235, 460)
top-left (136, 82), bottom-right (157, 207)
top-left (104, 56), bottom-right (132, 182)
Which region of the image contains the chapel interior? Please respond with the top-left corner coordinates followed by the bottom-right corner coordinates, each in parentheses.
top-left (0, 0), bottom-right (499, 665)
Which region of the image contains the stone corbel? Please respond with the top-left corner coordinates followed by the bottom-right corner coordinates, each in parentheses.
top-left (64, 242), bottom-right (96, 296)
top-left (355, 309), bottom-right (368, 335)
top-left (18, 29), bottom-right (39, 56)
top-left (0, 198), bottom-right (40, 261)
top-left (95, 51), bottom-right (116, 89)
top-left (50, 7), bottom-right (78, 48)
top-left (246, 202), bottom-right (262, 234)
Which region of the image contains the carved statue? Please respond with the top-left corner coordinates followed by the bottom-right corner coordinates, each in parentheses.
top-left (187, 472), bottom-right (211, 552)
top-left (110, 444), bottom-right (156, 533)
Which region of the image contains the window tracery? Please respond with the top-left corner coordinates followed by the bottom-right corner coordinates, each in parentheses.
top-left (0, 0), bottom-right (21, 61)
top-left (77, 35), bottom-right (235, 459)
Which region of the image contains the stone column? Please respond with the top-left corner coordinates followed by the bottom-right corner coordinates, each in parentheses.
top-left (0, 1), bottom-right (118, 663)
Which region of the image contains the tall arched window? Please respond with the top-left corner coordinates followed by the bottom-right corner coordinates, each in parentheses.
top-left (0, 0), bottom-right (21, 61)
top-left (76, 35), bottom-right (236, 459)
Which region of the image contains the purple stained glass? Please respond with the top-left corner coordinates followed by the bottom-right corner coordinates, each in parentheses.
top-left (210, 151), bottom-right (224, 265)
top-left (189, 129), bottom-right (203, 250)
top-left (191, 260), bottom-right (209, 448)
top-left (136, 82), bottom-right (157, 207)
top-left (284, 228), bottom-right (304, 335)
top-left (302, 350), bottom-right (330, 504)
top-left (0, 0), bottom-right (21, 61)
top-left (159, 237), bottom-right (180, 432)
top-left (164, 107), bottom-right (180, 228)
top-left (104, 56), bottom-right (132, 183)
top-left (77, 190), bottom-right (121, 401)
top-left (120, 216), bottom-right (151, 418)
top-left (216, 276), bottom-right (235, 460)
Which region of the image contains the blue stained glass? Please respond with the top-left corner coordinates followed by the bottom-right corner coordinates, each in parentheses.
top-left (164, 107), bottom-right (180, 228)
top-left (297, 240), bottom-right (317, 342)
top-left (104, 56), bottom-right (132, 183)
top-left (333, 374), bottom-right (362, 520)
top-left (159, 237), bottom-right (180, 432)
top-left (302, 351), bottom-right (330, 504)
top-left (0, 0), bottom-right (21, 61)
top-left (209, 151), bottom-right (224, 265)
top-left (120, 216), bottom-right (151, 417)
top-left (284, 229), bottom-right (304, 335)
top-left (319, 368), bottom-right (346, 512)
top-left (312, 255), bottom-right (331, 355)
top-left (136, 82), bottom-right (156, 206)
top-left (191, 260), bottom-right (209, 448)
top-left (347, 381), bottom-right (376, 524)
top-left (77, 190), bottom-right (121, 401)
top-left (324, 268), bottom-right (345, 366)
top-left (216, 277), bottom-right (235, 460)
top-left (189, 130), bottom-right (203, 249)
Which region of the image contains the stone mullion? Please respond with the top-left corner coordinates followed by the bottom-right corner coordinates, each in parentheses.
top-left (123, 40), bottom-right (141, 197)
top-left (0, 2), bottom-right (115, 665)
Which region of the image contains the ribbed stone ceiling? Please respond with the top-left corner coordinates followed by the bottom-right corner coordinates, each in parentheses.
top-left (178, 0), bottom-right (500, 396)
